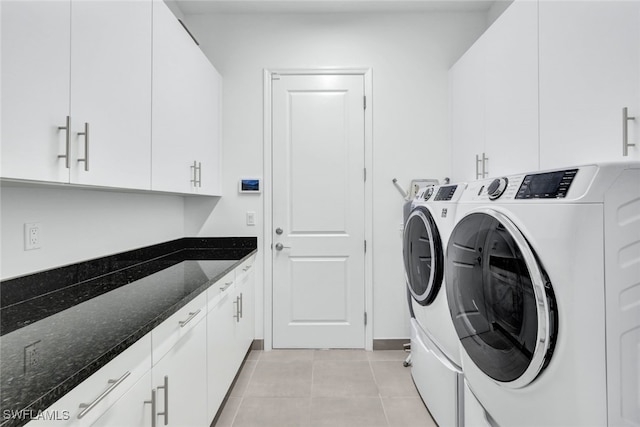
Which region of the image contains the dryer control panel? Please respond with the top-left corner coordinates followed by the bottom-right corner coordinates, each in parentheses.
top-left (434, 185), bottom-right (458, 201)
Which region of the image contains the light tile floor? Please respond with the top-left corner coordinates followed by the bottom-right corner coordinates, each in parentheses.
top-left (213, 349), bottom-right (437, 427)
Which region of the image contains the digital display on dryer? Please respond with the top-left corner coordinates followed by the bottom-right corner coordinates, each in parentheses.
top-left (434, 185), bottom-right (457, 201)
top-left (516, 169), bottom-right (578, 199)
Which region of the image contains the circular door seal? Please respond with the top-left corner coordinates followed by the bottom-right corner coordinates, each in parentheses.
top-left (445, 208), bottom-right (558, 388)
top-left (403, 206), bottom-right (444, 306)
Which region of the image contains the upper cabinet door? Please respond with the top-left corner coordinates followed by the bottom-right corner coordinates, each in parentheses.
top-left (192, 54), bottom-right (222, 196)
top-left (70, 0), bottom-right (152, 190)
top-left (450, 36), bottom-right (486, 183)
top-left (483, 0), bottom-right (539, 177)
top-left (1, 0), bottom-right (152, 189)
top-left (539, 1), bottom-right (640, 168)
top-left (450, 0), bottom-right (539, 183)
top-left (1, 1), bottom-right (72, 183)
top-left (152, 0), bottom-right (222, 195)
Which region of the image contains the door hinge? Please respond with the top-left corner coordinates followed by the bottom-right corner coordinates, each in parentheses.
top-left (364, 312), bottom-right (368, 326)
top-left (177, 19), bottom-right (199, 46)
top-left (363, 95), bottom-right (367, 110)
top-left (363, 168), bottom-right (367, 182)
top-left (364, 240), bottom-right (367, 253)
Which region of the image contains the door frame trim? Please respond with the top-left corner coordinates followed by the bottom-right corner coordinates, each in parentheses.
top-left (263, 67), bottom-right (374, 350)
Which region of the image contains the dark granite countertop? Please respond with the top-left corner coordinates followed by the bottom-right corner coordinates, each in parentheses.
top-left (0, 237), bottom-right (257, 427)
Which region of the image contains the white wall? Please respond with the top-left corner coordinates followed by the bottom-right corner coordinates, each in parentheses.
top-left (184, 11), bottom-right (487, 341)
top-left (1, 184), bottom-right (185, 279)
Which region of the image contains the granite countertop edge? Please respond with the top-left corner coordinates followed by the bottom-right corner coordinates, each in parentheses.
top-left (0, 238), bottom-right (257, 427)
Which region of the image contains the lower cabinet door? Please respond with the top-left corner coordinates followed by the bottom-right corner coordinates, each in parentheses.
top-left (235, 265), bottom-right (255, 361)
top-left (152, 318), bottom-right (207, 427)
top-left (25, 335), bottom-right (151, 427)
top-left (206, 293), bottom-right (236, 421)
top-left (91, 371), bottom-right (153, 427)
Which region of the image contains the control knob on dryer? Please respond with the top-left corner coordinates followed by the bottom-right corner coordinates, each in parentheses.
top-left (487, 177), bottom-right (508, 200)
top-left (423, 187), bottom-right (434, 201)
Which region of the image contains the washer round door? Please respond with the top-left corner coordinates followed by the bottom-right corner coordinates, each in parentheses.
top-left (403, 205), bottom-right (444, 306)
top-left (446, 209), bottom-right (558, 388)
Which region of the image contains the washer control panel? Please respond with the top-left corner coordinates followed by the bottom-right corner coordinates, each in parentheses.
top-left (515, 169), bottom-right (578, 199)
top-left (487, 178), bottom-right (509, 200)
top-left (434, 185), bottom-right (458, 201)
top-left (422, 187), bottom-right (435, 201)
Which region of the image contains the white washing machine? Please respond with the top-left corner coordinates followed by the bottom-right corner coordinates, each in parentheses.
top-left (403, 183), bottom-right (466, 427)
top-left (445, 162), bottom-right (640, 426)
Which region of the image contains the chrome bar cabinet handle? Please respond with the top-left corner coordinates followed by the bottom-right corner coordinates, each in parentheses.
top-left (482, 153), bottom-right (489, 178)
top-left (239, 292), bottom-right (243, 319)
top-left (144, 389), bottom-right (157, 427)
top-left (178, 309), bottom-right (201, 328)
top-left (190, 160), bottom-right (198, 186)
top-left (58, 115), bottom-right (71, 168)
top-left (220, 281), bottom-right (233, 292)
top-left (233, 297), bottom-right (240, 322)
top-left (197, 162), bottom-right (202, 187)
top-left (623, 107), bottom-right (636, 156)
top-left (77, 122), bottom-right (89, 171)
top-left (157, 375), bottom-right (169, 425)
top-left (475, 154), bottom-right (482, 179)
top-left (77, 371), bottom-right (131, 419)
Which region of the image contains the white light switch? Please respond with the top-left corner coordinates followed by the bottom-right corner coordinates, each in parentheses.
top-left (246, 211), bottom-right (256, 226)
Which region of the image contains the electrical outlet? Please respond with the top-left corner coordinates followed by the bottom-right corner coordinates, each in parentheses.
top-left (24, 222), bottom-right (42, 250)
top-left (24, 340), bottom-right (41, 374)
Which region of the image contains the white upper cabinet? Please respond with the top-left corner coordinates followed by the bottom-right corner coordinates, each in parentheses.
top-left (450, 0), bottom-right (539, 182)
top-left (450, 34), bottom-right (486, 183)
top-left (539, 0), bottom-right (640, 168)
top-left (1, 0), bottom-right (152, 190)
top-left (69, 0), bottom-right (152, 190)
top-left (1, 1), bottom-right (72, 183)
top-left (2, 0), bottom-right (221, 195)
top-left (152, 0), bottom-right (222, 196)
top-left (483, 0), bottom-right (539, 177)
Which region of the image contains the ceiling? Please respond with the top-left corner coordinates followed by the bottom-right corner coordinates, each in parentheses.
top-left (173, 0), bottom-right (502, 15)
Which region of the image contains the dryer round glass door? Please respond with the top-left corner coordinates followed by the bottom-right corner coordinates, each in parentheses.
top-left (403, 206), bottom-right (444, 306)
top-left (445, 209), bottom-right (558, 388)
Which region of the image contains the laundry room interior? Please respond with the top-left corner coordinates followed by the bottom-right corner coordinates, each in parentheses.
top-left (1, 0), bottom-right (639, 426)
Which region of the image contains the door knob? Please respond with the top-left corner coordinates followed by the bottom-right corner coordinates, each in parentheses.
top-left (274, 242), bottom-right (291, 251)
top-left (275, 227), bottom-right (284, 235)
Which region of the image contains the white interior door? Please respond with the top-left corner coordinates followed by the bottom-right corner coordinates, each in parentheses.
top-left (272, 73), bottom-right (366, 349)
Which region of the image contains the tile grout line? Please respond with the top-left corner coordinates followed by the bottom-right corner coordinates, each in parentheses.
top-left (230, 351), bottom-right (261, 427)
top-left (368, 354), bottom-right (392, 427)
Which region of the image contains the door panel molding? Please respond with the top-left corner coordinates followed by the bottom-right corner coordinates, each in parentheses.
top-left (263, 68), bottom-right (373, 350)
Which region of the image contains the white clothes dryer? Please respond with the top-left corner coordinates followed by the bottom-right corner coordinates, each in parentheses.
top-left (403, 183), bottom-right (466, 427)
top-left (445, 162), bottom-right (640, 426)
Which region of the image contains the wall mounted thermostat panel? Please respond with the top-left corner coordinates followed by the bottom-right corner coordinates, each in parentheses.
top-left (239, 178), bottom-right (261, 193)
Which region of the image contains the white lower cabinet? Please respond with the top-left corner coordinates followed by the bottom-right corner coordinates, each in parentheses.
top-left (25, 257), bottom-right (255, 427)
top-left (91, 371), bottom-right (153, 427)
top-left (234, 259), bottom-right (255, 365)
top-left (207, 292), bottom-right (236, 421)
top-left (151, 319), bottom-right (208, 427)
top-left (25, 335), bottom-right (152, 427)
top-left (207, 257), bottom-right (256, 421)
